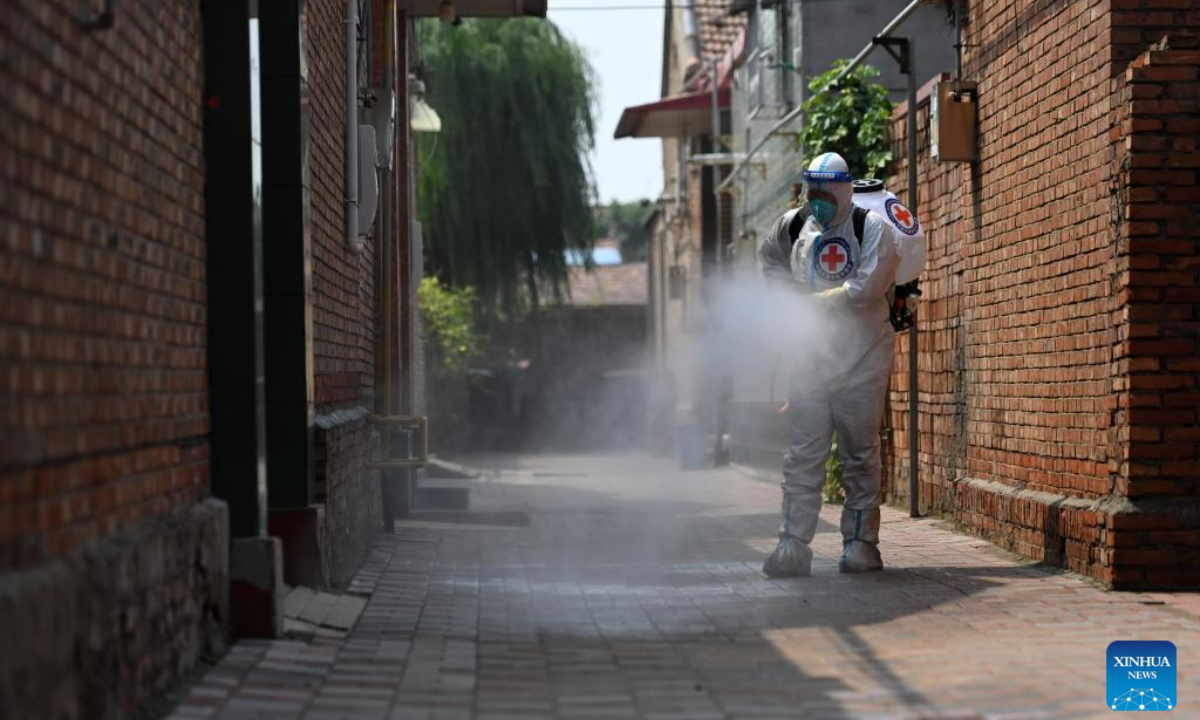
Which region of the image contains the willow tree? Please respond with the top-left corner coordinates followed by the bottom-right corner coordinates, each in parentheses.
top-left (417, 19), bottom-right (597, 317)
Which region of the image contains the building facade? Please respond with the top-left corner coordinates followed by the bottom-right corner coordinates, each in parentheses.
top-left (0, 1), bottom-right (543, 717)
top-left (618, 0), bottom-right (743, 458)
top-left (629, 0), bottom-right (1200, 590)
top-left (880, 1), bottom-right (1200, 589)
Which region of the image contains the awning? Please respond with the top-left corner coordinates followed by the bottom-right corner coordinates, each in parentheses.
top-left (613, 87), bottom-right (730, 139)
top-left (396, 0), bottom-right (547, 18)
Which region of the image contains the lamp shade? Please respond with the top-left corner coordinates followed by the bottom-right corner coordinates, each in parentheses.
top-left (410, 97), bottom-right (442, 133)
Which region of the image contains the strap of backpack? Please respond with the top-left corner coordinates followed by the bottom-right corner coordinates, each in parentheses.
top-left (786, 207), bottom-right (809, 252)
top-left (852, 206), bottom-right (867, 244)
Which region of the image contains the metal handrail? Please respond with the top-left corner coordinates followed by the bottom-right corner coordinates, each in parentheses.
top-left (366, 414), bottom-right (428, 470)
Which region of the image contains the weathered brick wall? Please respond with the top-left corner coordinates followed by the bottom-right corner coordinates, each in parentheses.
top-left (0, 501), bottom-right (227, 720)
top-left (314, 409), bottom-right (379, 587)
top-left (1114, 37), bottom-right (1200, 496)
top-left (306, 0), bottom-right (382, 583)
top-left (0, 0), bottom-right (210, 567)
top-left (884, 0), bottom-right (1200, 588)
top-left (1111, 0), bottom-right (1200, 69)
top-left (883, 78), bottom-right (972, 520)
top-left (0, 2), bottom-right (228, 712)
top-left (1108, 36), bottom-right (1200, 586)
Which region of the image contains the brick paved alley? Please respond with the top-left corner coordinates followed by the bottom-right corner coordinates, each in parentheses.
top-left (167, 454), bottom-right (1200, 720)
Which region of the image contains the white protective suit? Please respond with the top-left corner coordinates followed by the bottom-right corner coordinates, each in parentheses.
top-left (757, 154), bottom-right (900, 576)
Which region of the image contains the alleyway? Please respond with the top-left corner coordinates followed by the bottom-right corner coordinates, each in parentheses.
top-left (168, 454), bottom-right (1200, 720)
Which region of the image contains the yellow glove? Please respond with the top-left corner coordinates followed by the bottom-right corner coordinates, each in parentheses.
top-left (813, 286), bottom-right (848, 303)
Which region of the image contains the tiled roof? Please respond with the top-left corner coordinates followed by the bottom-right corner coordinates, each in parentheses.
top-left (696, 0), bottom-right (744, 61)
top-left (562, 262), bottom-right (648, 307)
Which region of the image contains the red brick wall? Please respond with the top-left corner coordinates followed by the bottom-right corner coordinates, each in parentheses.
top-left (0, 0), bottom-right (209, 569)
top-left (1115, 38), bottom-right (1200, 499)
top-left (307, 0), bottom-right (376, 409)
top-left (883, 79), bottom-right (970, 520)
top-left (1111, 0), bottom-right (1200, 69)
top-left (884, 0), bottom-right (1200, 587)
top-left (306, 0), bottom-right (383, 584)
top-left (1108, 37), bottom-right (1200, 586)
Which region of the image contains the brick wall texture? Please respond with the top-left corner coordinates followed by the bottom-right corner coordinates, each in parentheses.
top-left (884, 0), bottom-right (1200, 589)
top-left (305, 0), bottom-right (383, 585)
top-left (0, 0), bottom-right (210, 569)
top-left (0, 1), bottom-right (228, 716)
top-left (0, 0), bottom-right (392, 714)
top-left (0, 501), bottom-right (228, 720)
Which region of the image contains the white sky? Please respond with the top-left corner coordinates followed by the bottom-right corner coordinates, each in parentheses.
top-left (547, 4), bottom-right (665, 205)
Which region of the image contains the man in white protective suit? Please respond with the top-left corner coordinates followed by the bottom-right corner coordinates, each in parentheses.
top-left (756, 152), bottom-right (902, 577)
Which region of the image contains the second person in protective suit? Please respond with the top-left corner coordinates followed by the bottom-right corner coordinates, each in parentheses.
top-left (757, 152), bottom-right (901, 577)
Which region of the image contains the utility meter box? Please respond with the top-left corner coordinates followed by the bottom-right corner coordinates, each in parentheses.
top-left (930, 80), bottom-right (978, 162)
top-left (358, 124), bottom-right (379, 234)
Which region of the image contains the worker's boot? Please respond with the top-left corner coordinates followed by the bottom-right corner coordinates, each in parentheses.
top-left (839, 507), bottom-right (883, 573)
top-left (763, 495), bottom-right (814, 578)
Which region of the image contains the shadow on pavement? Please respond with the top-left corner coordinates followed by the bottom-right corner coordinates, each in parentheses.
top-left (379, 471), bottom-right (1068, 720)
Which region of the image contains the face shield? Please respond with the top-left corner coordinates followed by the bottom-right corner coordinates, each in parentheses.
top-left (803, 171), bottom-right (854, 229)
top-left (802, 153), bottom-right (854, 229)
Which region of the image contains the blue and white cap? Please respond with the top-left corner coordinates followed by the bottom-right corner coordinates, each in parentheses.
top-left (803, 152), bottom-right (853, 183)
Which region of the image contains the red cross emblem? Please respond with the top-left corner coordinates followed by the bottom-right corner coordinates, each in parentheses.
top-left (821, 245), bottom-right (846, 273)
top-left (813, 237), bottom-right (853, 280)
top-left (886, 199), bottom-right (920, 236)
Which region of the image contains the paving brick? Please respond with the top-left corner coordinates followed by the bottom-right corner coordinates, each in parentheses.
top-left (170, 454), bottom-right (1200, 719)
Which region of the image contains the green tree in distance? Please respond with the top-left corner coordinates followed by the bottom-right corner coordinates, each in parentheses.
top-left (418, 19), bottom-right (597, 317)
top-left (595, 200), bottom-right (652, 263)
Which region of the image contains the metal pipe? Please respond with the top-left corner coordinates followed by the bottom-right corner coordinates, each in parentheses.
top-left (346, 0), bottom-right (361, 247)
top-left (905, 41), bottom-right (920, 519)
top-left (381, 0), bottom-right (395, 415)
top-left (710, 57), bottom-right (721, 152)
top-left (954, 0), bottom-right (963, 96)
top-left (840, 0), bottom-right (925, 82)
top-left (675, 138), bottom-right (685, 212)
top-left (755, 0), bottom-right (762, 49)
top-left (378, 0), bottom-right (399, 533)
top-left (682, 2), bottom-right (701, 78)
top-left (688, 153), bottom-right (746, 166)
top-left (716, 0), bottom-right (928, 193)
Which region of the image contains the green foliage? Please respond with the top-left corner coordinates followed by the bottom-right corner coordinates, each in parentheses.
top-left (596, 200), bottom-right (651, 262)
top-left (417, 19), bottom-right (597, 316)
top-left (418, 277), bottom-right (481, 447)
top-left (822, 433), bottom-right (846, 505)
top-left (800, 60), bottom-right (894, 179)
top-left (418, 277), bottom-right (478, 373)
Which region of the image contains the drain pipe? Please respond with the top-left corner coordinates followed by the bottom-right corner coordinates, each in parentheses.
top-left (346, 0), bottom-right (361, 248)
top-left (871, 33), bottom-right (921, 517)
